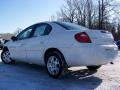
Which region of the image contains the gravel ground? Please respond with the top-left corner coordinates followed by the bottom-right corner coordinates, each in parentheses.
top-left (0, 50), bottom-right (120, 90)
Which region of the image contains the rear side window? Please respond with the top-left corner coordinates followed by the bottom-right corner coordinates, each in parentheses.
top-left (33, 24), bottom-right (52, 37)
top-left (54, 22), bottom-right (88, 30)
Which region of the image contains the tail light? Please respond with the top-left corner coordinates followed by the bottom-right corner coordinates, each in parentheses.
top-left (74, 32), bottom-right (91, 43)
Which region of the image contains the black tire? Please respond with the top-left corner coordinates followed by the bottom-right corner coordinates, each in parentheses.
top-left (87, 66), bottom-right (101, 71)
top-left (45, 51), bottom-right (67, 78)
top-left (1, 50), bottom-right (15, 64)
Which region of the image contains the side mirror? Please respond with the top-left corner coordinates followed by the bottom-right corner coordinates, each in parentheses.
top-left (4, 40), bottom-right (10, 43)
top-left (11, 36), bottom-right (17, 41)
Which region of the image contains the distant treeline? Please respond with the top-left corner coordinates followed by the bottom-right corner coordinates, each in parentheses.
top-left (51, 0), bottom-right (120, 40)
top-left (0, 33), bottom-right (14, 40)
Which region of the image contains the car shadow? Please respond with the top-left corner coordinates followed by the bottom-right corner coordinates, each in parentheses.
top-left (0, 61), bottom-right (102, 90)
top-left (65, 68), bottom-right (98, 79)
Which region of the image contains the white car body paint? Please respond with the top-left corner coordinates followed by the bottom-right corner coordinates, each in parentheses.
top-left (5, 22), bottom-right (118, 67)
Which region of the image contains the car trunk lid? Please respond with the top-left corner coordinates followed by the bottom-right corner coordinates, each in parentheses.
top-left (85, 30), bottom-right (114, 45)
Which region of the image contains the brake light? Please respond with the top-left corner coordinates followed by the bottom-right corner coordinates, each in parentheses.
top-left (74, 32), bottom-right (91, 43)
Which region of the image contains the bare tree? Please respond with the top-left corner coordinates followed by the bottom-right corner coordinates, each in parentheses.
top-left (98, 0), bottom-right (115, 30)
top-left (57, 0), bottom-right (96, 28)
top-left (57, 0), bottom-right (120, 31)
top-left (49, 15), bottom-right (56, 21)
top-left (73, 0), bottom-right (87, 26)
top-left (14, 27), bottom-right (22, 36)
top-left (57, 0), bottom-right (76, 23)
top-left (86, 0), bottom-right (94, 29)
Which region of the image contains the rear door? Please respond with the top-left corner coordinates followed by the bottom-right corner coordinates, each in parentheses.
top-left (25, 23), bottom-right (52, 65)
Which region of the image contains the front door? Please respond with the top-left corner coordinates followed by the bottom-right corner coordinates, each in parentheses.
top-left (25, 23), bottom-right (52, 65)
top-left (9, 26), bottom-right (33, 62)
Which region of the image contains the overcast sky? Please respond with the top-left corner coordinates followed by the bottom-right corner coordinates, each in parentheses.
top-left (0, 0), bottom-right (119, 33)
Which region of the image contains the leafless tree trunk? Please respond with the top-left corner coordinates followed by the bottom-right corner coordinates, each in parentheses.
top-left (50, 15), bottom-right (56, 21)
top-left (73, 0), bottom-right (86, 26)
top-left (57, 0), bottom-right (76, 23)
top-left (86, 0), bottom-right (93, 29)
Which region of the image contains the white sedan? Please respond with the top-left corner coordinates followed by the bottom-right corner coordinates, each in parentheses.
top-left (1, 22), bottom-right (118, 78)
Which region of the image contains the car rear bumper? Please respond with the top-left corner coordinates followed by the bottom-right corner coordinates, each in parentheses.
top-left (62, 44), bottom-right (118, 66)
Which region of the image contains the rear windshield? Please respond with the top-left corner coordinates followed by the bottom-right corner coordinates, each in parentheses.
top-left (54, 22), bottom-right (88, 30)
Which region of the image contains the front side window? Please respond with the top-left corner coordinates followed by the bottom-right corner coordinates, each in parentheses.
top-left (17, 27), bottom-right (33, 40)
top-left (33, 24), bottom-right (52, 37)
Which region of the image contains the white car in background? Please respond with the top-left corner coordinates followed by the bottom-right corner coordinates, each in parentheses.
top-left (1, 22), bottom-right (118, 78)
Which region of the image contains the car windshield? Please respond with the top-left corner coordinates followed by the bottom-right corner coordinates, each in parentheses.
top-left (54, 22), bottom-right (88, 30)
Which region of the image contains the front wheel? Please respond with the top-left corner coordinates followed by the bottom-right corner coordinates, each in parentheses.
top-left (45, 51), bottom-right (67, 78)
top-left (1, 50), bottom-right (14, 64)
top-left (87, 66), bottom-right (101, 71)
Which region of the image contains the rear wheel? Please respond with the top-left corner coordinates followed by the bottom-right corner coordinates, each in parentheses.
top-left (87, 66), bottom-right (101, 71)
top-left (45, 51), bottom-right (67, 78)
top-left (1, 50), bottom-right (14, 64)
